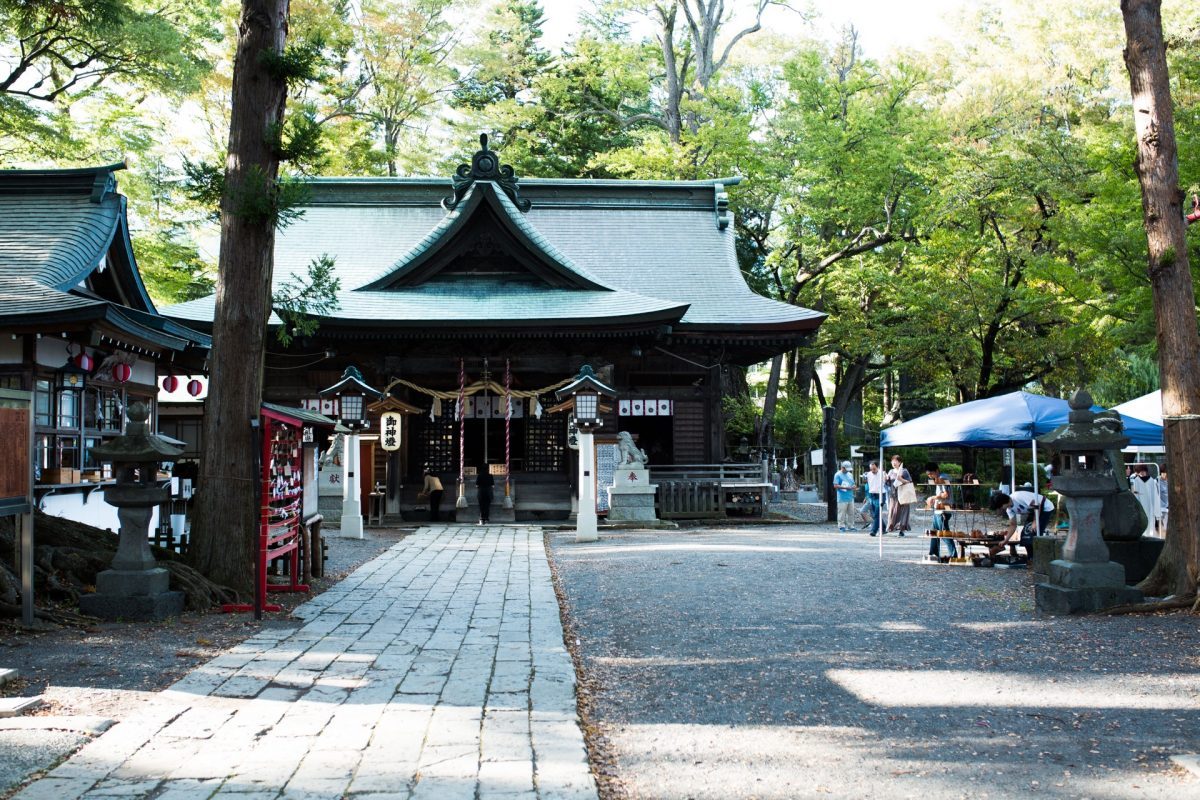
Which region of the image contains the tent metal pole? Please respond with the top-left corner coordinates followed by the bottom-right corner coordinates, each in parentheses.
top-left (879, 445), bottom-right (884, 559)
top-left (1032, 438), bottom-right (1040, 536)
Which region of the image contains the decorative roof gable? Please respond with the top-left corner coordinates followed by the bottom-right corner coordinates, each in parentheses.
top-left (359, 180), bottom-right (611, 291)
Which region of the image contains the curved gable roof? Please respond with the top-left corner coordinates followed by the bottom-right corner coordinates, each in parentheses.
top-left (0, 163), bottom-right (155, 313)
top-left (359, 181), bottom-right (610, 292)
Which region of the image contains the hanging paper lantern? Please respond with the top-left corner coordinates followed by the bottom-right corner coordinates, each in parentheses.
top-left (186, 378), bottom-right (203, 397)
top-left (162, 375), bottom-right (179, 393)
top-left (112, 363), bottom-right (132, 383)
top-left (74, 352), bottom-right (93, 372)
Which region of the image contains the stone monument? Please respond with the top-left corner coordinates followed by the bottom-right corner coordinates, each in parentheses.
top-left (79, 402), bottom-right (185, 621)
top-left (1034, 390), bottom-right (1144, 615)
top-left (606, 431), bottom-right (658, 523)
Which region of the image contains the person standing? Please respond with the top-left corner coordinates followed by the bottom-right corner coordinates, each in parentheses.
top-left (419, 466), bottom-right (444, 522)
top-left (924, 462), bottom-right (957, 560)
top-left (476, 466), bottom-right (495, 525)
top-left (1129, 465), bottom-right (1160, 538)
top-left (1157, 467), bottom-right (1169, 536)
top-left (863, 461), bottom-right (886, 535)
top-left (834, 461), bottom-right (856, 532)
top-left (886, 454), bottom-right (914, 535)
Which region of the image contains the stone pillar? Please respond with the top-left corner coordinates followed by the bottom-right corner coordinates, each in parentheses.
top-left (340, 432), bottom-right (364, 538)
top-left (576, 428), bottom-right (598, 542)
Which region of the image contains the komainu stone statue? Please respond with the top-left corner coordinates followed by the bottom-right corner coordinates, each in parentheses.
top-left (616, 431), bottom-right (649, 466)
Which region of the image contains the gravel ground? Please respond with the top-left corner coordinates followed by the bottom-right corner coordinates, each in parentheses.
top-left (0, 525), bottom-right (412, 798)
top-left (547, 525), bottom-right (1200, 800)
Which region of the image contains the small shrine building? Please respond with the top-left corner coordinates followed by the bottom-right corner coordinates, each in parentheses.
top-left (0, 164), bottom-right (210, 527)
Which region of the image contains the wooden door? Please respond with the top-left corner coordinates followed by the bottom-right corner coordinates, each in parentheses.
top-left (359, 439), bottom-right (375, 513)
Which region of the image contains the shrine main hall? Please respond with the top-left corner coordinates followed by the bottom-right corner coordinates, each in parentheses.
top-left (166, 137), bottom-right (824, 520)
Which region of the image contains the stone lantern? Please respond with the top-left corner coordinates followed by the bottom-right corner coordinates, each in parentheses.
top-left (319, 365), bottom-right (383, 539)
top-left (556, 365), bottom-right (615, 542)
top-left (79, 402), bottom-right (185, 620)
top-left (1034, 390), bottom-right (1143, 614)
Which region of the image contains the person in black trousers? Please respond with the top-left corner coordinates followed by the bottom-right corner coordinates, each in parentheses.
top-left (476, 465), bottom-right (495, 525)
top-left (420, 466), bottom-right (444, 522)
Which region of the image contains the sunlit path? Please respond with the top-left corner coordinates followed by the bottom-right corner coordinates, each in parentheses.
top-left (15, 526), bottom-right (596, 800)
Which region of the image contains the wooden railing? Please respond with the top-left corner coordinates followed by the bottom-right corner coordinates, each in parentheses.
top-left (649, 463), bottom-right (772, 519)
top-left (647, 462), bottom-right (769, 485)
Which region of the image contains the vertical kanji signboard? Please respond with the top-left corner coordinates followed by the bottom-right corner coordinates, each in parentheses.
top-left (0, 389), bottom-right (34, 625)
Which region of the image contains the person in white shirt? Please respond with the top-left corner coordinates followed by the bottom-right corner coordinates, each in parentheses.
top-left (988, 489), bottom-right (1054, 556)
top-left (863, 461), bottom-right (886, 534)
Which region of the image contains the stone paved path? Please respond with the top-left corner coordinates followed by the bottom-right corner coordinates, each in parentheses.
top-left (15, 526), bottom-right (596, 800)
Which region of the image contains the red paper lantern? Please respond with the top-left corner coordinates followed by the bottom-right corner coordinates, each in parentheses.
top-left (112, 363), bottom-right (132, 383)
top-left (186, 378), bottom-right (203, 397)
top-left (162, 375), bottom-right (179, 393)
top-left (74, 352), bottom-right (93, 372)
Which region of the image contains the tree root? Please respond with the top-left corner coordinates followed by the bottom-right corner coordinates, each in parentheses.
top-left (1098, 596), bottom-right (1197, 615)
top-left (0, 511), bottom-right (241, 623)
top-left (0, 600), bottom-right (97, 626)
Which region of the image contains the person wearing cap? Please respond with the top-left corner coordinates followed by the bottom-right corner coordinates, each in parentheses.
top-left (833, 460), bottom-right (856, 532)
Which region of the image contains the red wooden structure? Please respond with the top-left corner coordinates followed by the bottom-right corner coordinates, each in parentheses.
top-left (223, 406), bottom-right (317, 614)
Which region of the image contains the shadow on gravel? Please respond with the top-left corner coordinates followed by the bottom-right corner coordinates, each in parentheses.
top-left (549, 527), bottom-right (1200, 800)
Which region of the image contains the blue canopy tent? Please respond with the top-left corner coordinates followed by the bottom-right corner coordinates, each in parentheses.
top-left (872, 391), bottom-right (1162, 547)
top-left (880, 391), bottom-right (1163, 449)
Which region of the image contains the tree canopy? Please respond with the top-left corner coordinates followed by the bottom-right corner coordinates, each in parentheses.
top-left (3, 0), bottom-right (1196, 453)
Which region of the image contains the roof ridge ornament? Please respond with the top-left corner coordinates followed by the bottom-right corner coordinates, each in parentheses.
top-left (443, 133), bottom-right (531, 213)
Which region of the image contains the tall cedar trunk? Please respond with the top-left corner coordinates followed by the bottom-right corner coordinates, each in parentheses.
top-left (189, 0), bottom-right (291, 594)
top-left (758, 354), bottom-right (783, 450)
top-left (1121, 0), bottom-right (1200, 600)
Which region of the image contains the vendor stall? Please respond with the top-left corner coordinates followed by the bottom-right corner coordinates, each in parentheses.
top-left (875, 391), bottom-right (1160, 559)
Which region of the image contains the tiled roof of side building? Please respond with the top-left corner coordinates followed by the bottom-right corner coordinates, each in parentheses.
top-left (0, 164), bottom-right (209, 352)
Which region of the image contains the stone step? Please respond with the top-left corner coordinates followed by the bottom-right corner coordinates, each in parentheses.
top-left (0, 696), bottom-right (42, 718)
top-left (0, 668), bottom-right (18, 687)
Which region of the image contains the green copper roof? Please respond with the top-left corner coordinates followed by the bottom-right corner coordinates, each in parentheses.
top-left (165, 171), bottom-right (824, 335)
top-left (168, 278), bottom-right (687, 330)
top-left (0, 164), bottom-right (209, 353)
top-left (359, 181), bottom-right (609, 291)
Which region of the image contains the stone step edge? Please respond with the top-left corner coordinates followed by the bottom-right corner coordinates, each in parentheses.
top-left (0, 696), bottom-right (42, 718)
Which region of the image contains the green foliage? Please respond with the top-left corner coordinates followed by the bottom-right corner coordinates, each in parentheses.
top-left (133, 230), bottom-right (215, 305)
top-left (1090, 351), bottom-right (1160, 408)
top-left (259, 35), bottom-right (328, 86)
top-left (273, 254), bottom-right (341, 346)
top-left (723, 394), bottom-right (759, 441)
top-left (773, 395), bottom-right (821, 452)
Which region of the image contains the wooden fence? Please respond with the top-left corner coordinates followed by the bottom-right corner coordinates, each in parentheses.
top-left (649, 463), bottom-right (772, 519)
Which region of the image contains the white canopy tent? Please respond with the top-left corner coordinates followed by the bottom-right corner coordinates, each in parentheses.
top-left (1113, 391), bottom-right (1165, 455)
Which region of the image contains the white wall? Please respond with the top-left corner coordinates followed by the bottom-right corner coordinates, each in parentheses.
top-left (39, 490), bottom-right (161, 534)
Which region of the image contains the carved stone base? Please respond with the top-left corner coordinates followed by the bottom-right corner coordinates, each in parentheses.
top-left (608, 484), bottom-right (658, 523)
top-left (95, 567), bottom-right (170, 596)
top-left (80, 590), bottom-right (185, 621)
top-left (81, 567), bottom-right (185, 621)
top-left (1036, 558), bottom-right (1143, 614)
top-left (1035, 582), bottom-right (1143, 616)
